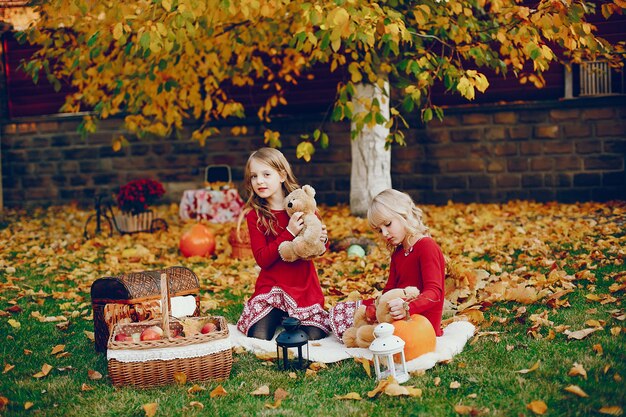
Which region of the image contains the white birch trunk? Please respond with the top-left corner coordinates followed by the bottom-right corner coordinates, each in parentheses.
top-left (350, 82), bottom-right (392, 216)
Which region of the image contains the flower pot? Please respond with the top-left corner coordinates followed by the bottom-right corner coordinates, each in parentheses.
top-left (115, 211), bottom-right (154, 233)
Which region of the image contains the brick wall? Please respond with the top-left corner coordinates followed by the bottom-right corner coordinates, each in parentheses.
top-left (1, 97), bottom-right (624, 208)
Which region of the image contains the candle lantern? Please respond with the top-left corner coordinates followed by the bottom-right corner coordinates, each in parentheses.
top-left (369, 323), bottom-right (409, 384)
top-left (275, 317), bottom-right (309, 370)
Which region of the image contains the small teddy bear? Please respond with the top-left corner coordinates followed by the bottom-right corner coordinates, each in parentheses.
top-left (342, 287), bottom-right (420, 349)
top-left (278, 185), bottom-right (326, 262)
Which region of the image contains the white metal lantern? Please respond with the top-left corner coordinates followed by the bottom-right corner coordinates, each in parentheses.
top-left (369, 323), bottom-right (409, 384)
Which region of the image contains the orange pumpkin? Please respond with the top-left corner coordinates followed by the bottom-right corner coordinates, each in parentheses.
top-left (179, 224), bottom-right (216, 257)
top-left (392, 314), bottom-right (436, 361)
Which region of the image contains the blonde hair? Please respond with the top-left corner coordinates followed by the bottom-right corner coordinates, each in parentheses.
top-left (238, 147), bottom-right (299, 236)
top-left (367, 189), bottom-right (429, 249)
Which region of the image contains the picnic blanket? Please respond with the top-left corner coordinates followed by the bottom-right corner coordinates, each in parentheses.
top-left (228, 320), bottom-right (475, 372)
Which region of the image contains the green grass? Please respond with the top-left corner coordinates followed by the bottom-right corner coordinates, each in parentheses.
top-left (1, 264), bottom-right (624, 417)
top-left (0, 201), bottom-right (624, 417)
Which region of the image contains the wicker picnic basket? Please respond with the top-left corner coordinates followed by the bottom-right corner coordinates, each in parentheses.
top-left (228, 226), bottom-right (253, 259)
top-left (107, 273), bottom-right (232, 388)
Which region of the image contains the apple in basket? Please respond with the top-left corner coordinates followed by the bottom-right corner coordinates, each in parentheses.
top-left (140, 325), bottom-right (164, 341)
top-left (114, 333), bottom-right (133, 342)
top-left (201, 322), bottom-right (217, 334)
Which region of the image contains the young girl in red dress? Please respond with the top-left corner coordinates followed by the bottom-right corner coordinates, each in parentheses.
top-left (236, 148), bottom-right (330, 340)
top-left (330, 189), bottom-right (446, 339)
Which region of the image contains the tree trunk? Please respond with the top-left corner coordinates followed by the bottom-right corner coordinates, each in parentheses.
top-left (350, 82), bottom-right (392, 217)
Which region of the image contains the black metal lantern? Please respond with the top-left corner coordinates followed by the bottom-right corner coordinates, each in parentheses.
top-left (275, 317), bottom-right (309, 370)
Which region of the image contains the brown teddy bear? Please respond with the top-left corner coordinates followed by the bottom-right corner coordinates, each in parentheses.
top-left (278, 185), bottom-right (326, 262)
top-left (342, 287), bottom-right (420, 348)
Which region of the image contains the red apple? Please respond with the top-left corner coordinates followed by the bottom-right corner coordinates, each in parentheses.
top-left (114, 332), bottom-right (131, 342)
top-left (140, 325), bottom-right (164, 341)
top-left (201, 322), bottom-right (217, 334)
top-left (365, 304), bottom-right (377, 323)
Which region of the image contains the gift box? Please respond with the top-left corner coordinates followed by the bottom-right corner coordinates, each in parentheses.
top-left (91, 266), bottom-right (200, 352)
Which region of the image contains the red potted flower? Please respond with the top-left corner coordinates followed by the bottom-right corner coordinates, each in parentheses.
top-left (117, 179), bottom-right (166, 215)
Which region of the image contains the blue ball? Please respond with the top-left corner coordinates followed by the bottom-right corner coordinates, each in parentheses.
top-left (347, 244), bottom-right (366, 258)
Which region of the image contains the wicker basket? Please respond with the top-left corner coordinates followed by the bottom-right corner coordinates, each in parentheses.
top-left (228, 227), bottom-right (253, 259)
top-left (91, 266), bottom-right (200, 352)
top-left (106, 273), bottom-right (232, 388)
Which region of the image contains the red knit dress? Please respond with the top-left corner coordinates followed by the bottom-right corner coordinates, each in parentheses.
top-left (236, 209), bottom-right (330, 335)
top-left (381, 237), bottom-right (446, 336)
top-left (329, 236), bottom-right (445, 338)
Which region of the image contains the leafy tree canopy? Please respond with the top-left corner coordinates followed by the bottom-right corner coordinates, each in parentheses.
top-left (20, 0), bottom-right (625, 159)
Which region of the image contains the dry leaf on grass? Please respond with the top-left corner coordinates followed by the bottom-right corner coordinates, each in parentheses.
top-left (568, 363), bottom-right (587, 379)
top-left (187, 384), bottom-right (206, 394)
top-left (517, 360), bottom-right (540, 374)
top-left (334, 392), bottom-right (362, 400)
top-left (24, 402), bottom-right (34, 410)
top-left (50, 344), bottom-right (65, 355)
top-left (142, 403), bottom-right (158, 417)
top-left (87, 370), bottom-right (102, 380)
top-left (354, 357), bottom-right (371, 377)
top-left (251, 385), bottom-right (270, 396)
top-left (33, 363), bottom-right (53, 379)
top-left (210, 385), bottom-right (227, 398)
top-left (526, 400), bottom-right (548, 415)
top-left (3, 364), bottom-right (15, 374)
top-left (598, 406), bottom-right (623, 416)
top-left (564, 385), bottom-right (588, 398)
top-left (173, 371), bottom-right (187, 385)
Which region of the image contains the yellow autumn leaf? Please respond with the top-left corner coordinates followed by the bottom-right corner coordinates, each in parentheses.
top-left (7, 319), bottom-right (20, 329)
top-left (24, 402), bottom-right (34, 410)
top-left (210, 385), bottom-right (227, 398)
top-left (527, 400), bottom-right (548, 415)
top-left (251, 385), bottom-right (270, 396)
top-left (33, 363), bottom-right (53, 379)
top-left (189, 401), bottom-right (204, 409)
top-left (142, 402), bottom-right (158, 417)
top-left (187, 384), bottom-right (206, 394)
top-left (354, 357), bottom-right (371, 377)
top-left (88, 370), bottom-right (103, 380)
top-left (568, 363), bottom-right (588, 379)
top-left (173, 371), bottom-right (187, 385)
top-left (3, 364), bottom-right (15, 374)
top-left (598, 406), bottom-right (623, 416)
top-left (564, 385), bottom-right (588, 397)
top-left (50, 344), bottom-right (65, 355)
top-left (334, 392), bottom-right (362, 400)
top-left (522, 359), bottom-right (541, 373)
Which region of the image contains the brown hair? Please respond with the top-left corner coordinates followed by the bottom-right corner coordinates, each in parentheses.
top-left (237, 147), bottom-right (299, 236)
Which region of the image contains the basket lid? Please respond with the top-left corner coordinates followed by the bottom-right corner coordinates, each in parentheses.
top-left (91, 266), bottom-right (199, 301)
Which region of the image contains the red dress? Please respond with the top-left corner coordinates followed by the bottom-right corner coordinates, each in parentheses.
top-left (236, 209), bottom-right (330, 334)
top-left (329, 236), bottom-right (445, 338)
top-left (381, 237), bottom-right (446, 336)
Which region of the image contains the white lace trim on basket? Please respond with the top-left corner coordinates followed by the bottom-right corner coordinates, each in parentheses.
top-left (107, 338), bottom-right (232, 363)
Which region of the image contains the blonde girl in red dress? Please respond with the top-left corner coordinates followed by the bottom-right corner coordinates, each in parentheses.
top-left (330, 189), bottom-right (445, 339)
top-left (236, 148), bottom-right (330, 340)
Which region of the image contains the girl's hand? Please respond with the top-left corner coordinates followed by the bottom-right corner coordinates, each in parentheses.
top-left (320, 223), bottom-right (328, 244)
top-left (387, 298), bottom-right (407, 320)
top-left (287, 212), bottom-right (304, 236)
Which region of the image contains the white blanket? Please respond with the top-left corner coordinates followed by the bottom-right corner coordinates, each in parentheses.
top-left (228, 320), bottom-right (475, 372)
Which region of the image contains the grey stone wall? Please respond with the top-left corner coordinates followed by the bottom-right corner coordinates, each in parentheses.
top-left (1, 97), bottom-right (624, 208)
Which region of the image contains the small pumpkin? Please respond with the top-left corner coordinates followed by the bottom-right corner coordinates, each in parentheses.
top-left (392, 314), bottom-right (436, 361)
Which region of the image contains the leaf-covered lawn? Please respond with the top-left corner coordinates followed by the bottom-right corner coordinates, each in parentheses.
top-left (0, 201), bottom-right (624, 416)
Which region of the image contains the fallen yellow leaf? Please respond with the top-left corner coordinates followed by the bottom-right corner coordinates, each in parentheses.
top-left (264, 399), bottom-right (282, 409)
top-left (354, 357), bottom-right (371, 377)
top-left (33, 363), bottom-right (53, 379)
top-left (88, 370), bottom-right (103, 380)
top-left (210, 385), bottom-right (227, 398)
top-left (274, 388), bottom-right (288, 401)
top-left (142, 402), bottom-right (158, 417)
top-left (24, 402), bottom-right (34, 410)
top-left (568, 363), bottom-right (587, 379)
top-left (334, 392), bottom-right (362, 400)
top-left (189, 401), bottom-right (204, 409)
top-left (564, 385), bottom-right (588, 398)
top-left (598, 405), bottom-right (623, 416)
top-left (527, 400), bottom-right (548, 415)
top-left (173, 371), bottom-right (187, 385)
top-left (517, 360), bottom-right (540, 374)
top-left (251, 385), bottom-right (270, 396)
top-left (187, 384), bottom-right (206, 394)
top-left (50, 344), bottom-right (65, 355)
top-left (81, 383), bottom-right (94, 391)
top-left (3, 364), bottom-right (15, 374)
